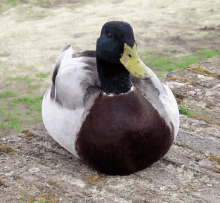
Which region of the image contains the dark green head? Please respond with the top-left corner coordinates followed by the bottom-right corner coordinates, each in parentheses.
top-left (95, 21), bottom-right (152, 95)
top-left (96, 21), bottom-right (135, 94)
top-left (96, 21), bottom-right (135, 64)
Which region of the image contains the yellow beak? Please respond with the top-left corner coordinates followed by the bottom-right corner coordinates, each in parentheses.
top-left (120, 43), bottom-right (153, 79)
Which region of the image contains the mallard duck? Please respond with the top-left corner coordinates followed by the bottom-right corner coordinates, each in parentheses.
top-left (42, 21), bottom-right (179, 175)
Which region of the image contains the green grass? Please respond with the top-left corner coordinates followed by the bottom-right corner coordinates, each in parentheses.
top-left (0, 73), bottom-right (46, 133)
top-left (140, 48), bottom-right (220, 77)
top-left (0, 103), bottom-right (8, 110)
top-left (32, 199), bottom-right (47, 203)
top-left (0, 91), bottom-right (14, 99)
top-left (7, 75), bottom-right (34, 85)
top-left (29, 84), bottom-right (42, 90)
top-left (178, 106), bottom-right (191, 117)
top-left (0, 0), bottom-right (46, 14)
top-left (0, 94), bottom-right (43, 131)
top-left (5, 0), bottom-right (45, 5)
top-left (38, 0), bottom-right (45, 5)
top-left (198, 49), bottom-right (220, 59)
top-left (0, 113), bottom-right (22, 130)
top-left (35, 72), bottom-right (50, 78)
top-left (6, 0), bottom-right (16, 3)
top-left (18, 95), bottom-right (43, 112)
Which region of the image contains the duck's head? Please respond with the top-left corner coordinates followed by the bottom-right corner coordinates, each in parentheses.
top-left (96, 21), bottom-right (152, 94)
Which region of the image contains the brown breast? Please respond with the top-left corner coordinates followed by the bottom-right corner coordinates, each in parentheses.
top-left (75, 90), bottom-right (174, 175)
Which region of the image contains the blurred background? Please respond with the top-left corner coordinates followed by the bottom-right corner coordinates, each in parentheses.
top-left (0, 0), bottom-right (220, 138)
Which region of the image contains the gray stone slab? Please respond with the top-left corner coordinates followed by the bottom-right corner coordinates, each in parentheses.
top-left (1, 55), bottom-right (220, 203)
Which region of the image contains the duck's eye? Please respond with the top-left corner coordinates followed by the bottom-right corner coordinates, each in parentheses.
top-left (128, 54), bottom-right (132, 58)
top-left (106, 33), bottom-right (113, 38)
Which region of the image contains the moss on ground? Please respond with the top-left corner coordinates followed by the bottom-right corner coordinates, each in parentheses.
top-left (46, 180), bottom-right (58, 187)
top-left (27, 193), bottom-right (58, 203)
top-left (208, 155), bottom-right (220, 173)
top-left (184, 65), bottom-right (219, 78)
top-left (21, 129), bottom-right (36, 139)
top-left (0, 143), bottom-right (14, 154)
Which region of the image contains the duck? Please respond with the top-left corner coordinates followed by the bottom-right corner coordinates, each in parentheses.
top-left (42, 21), bottom-right (179, 175)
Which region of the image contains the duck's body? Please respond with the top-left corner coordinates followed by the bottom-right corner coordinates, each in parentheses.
top-left (42, 22), bottom-right (179, 175)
